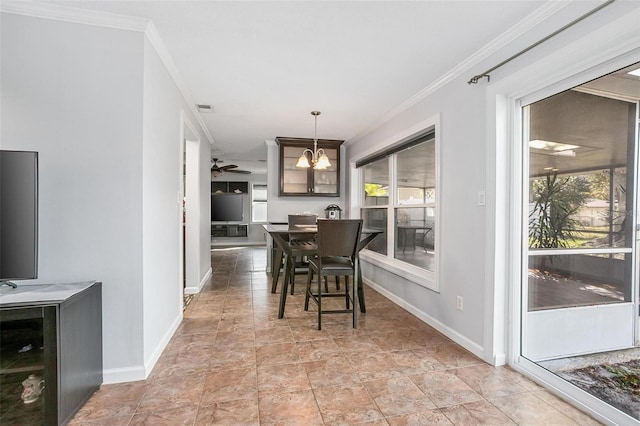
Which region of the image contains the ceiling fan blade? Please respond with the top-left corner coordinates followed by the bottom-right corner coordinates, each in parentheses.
top-left (220, 164), bottom-right (238, 170)
top-left (226, 169), bottom-right (251, 174)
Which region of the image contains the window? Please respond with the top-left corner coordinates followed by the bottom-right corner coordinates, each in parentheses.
top-left (251, 183), bottom-right (267, 223)
top-left (357, 127), bottom-right (438, 289)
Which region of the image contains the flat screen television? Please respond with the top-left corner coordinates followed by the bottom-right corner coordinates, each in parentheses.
top-left (0, 150), bottom-right (39, 287)
top-left (211, 193), bottom-right (244, 222)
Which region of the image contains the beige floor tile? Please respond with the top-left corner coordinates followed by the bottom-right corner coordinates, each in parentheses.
top-left (213, 328), bottom-right (255, 348)
top-left (304, 353), bottom-right (361, 389)
top-left (386, 409), bottom-right (454, 425)
top-left (200, 367), bottom-right (257, 405)
top-left (313, 384), bottom-right (385, 424)
top-left (363, 376), bottom-right (437, 416)
top-left (258, 389), bottom-right (324, 425)
top-left (368, 330), bottom-right (435, 351)
top-left (177, 317), bottom-right (219, 335)
top-left (254, 326), bottom-right (294, 345)
top-left (255, 341), bottom-right (301, 366)
top-left (136, 375), bottom-right (205, 413)
top-left (532, 390), bottom-right (604, 425)
top-left (70, 382), bottom-right (148, 421)
top-left (208, 345), bottom-right (256, 371)
top-left (488, 392), bottom-right (580, 425)
top-left (296, 338), bottom-right (342, 362)
top-left (333, 334), bottom-right (384, 353)
top-left (390, 349), bottom-right (446, 375)
top-left (195, 398), bottom-right (259, 426)
top-left (68, 247), bottom-right (604, 426)
top-left (68, 415), bottom-right (133, 425)
top-left (257, 362), bottom-right (312, 395)
top-left (290, 325), bottom-right (332, 342)
top-left (453, 364), bottom-right (529, 398)
top-left (409, 371), bottom-right (484, 408)
top-left (344, 350), bottom-right (406, 381)
top-left (440, 399), bottom-right (516, 425)
top-left (422, 343), bottom-right (486, 370)
top-left (129, 406), bottom-right (198, 425)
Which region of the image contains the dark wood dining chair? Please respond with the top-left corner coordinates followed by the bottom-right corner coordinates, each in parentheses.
top-left (304, 219), bottom-right (363, 330)
top-left (287, 214), bottom-right (317, 295)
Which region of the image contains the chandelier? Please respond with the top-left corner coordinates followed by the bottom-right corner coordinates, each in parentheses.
top-left (295, 111), bottom-right (331, 170)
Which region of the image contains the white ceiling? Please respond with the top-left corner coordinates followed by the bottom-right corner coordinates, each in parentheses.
top-left (42, 0), bottom-right (550, 172)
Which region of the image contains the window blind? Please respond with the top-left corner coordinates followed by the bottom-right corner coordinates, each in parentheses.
top-left (355, 128), bottom-right (435, 169)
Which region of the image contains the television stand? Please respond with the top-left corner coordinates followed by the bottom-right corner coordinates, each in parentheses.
top-left (211, 224), bottom-right (248, 238)
top-left (0, 281), bottom-right (102, 425)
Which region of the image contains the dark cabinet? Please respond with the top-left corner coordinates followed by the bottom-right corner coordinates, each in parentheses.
top-left (276, 137), bottom-right (343, 196)
top-left (211, 181), bottom-right (248, 194)
top-left (0, 282), bottom-right (102, 425)
top-left (211, 224), bottom-right (248, 237)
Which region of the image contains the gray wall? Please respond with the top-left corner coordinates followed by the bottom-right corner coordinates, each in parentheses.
top-left (345, 1), bottom-right (640, 363)
top-left (1, 12), bottom-right (211, 381)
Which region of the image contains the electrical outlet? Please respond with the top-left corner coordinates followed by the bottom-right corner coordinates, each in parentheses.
top-left (456, 296), bottom-right (464, 311)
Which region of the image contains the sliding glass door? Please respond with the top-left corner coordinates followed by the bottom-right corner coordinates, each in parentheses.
top-left (522, 63), bottom-right (640, 361)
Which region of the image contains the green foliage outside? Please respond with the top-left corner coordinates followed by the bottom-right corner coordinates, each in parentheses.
top-left (529, 171), bottom-right (590, 249)
top-left (364, 183), bottom-right (388, 197)
top-left (588, 170), bottom-right (612, 201)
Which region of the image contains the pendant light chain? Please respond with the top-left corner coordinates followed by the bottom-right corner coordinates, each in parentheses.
top-left (295, 111), bottom-right (331, 170)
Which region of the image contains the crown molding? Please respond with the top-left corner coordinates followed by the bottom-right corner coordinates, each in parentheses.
top-left (1, 1), bottom-right (214, 145)
top-left (143, 21), bottom-right (215, 145)
top-left (346, 0), bottom-right (575, 145)
top-left (0, 0), bottom-right (148, 31)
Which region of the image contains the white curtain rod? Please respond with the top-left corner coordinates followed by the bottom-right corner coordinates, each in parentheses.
top-left (467, 0), bottom-right (615, 84)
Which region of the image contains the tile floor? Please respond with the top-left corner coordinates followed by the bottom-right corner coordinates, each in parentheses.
top-left (69, 247), bottom-right (603, 425)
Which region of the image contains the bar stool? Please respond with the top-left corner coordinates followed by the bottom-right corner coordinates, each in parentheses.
top-left (304, 219), bottom-right (363, 330)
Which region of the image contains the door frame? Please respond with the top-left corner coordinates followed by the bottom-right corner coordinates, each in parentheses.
top-left (180, 112), bottom-right (203, 296)
top-left (487, 14), bottom-right (640, 423)
top-left (519, 93), bottom-right (638, 361)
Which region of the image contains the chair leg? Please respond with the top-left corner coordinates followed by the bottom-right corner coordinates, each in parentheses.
top-left (352, 275), bottom-right (358, 329)
top-left (317, 273), bottom-right (322, 330)
top-left (304, 267), bottom-right (313, 311)
top-left (335, 276), bottom-right (340, 290)
top-left (323, 276), bottom-right (329, 292)
top-left (345, 276), bottom-right (350, 309)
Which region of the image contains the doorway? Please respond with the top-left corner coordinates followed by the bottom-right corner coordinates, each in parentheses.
top-left (181, 115), bottom-right (203, 300)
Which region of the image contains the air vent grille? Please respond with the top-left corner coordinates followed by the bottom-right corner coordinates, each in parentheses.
top-left (196, 104), bottom-right (214, 113)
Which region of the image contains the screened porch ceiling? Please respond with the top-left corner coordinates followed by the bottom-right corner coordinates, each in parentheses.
top-left (529, 62), bottom-right (640, 177)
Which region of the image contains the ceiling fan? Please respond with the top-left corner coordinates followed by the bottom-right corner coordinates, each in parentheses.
top-left (211, 158), bottom-right (251, 177)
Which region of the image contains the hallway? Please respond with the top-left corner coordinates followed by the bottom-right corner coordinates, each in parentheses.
top-left (69, 247), bottom-right (601, 425)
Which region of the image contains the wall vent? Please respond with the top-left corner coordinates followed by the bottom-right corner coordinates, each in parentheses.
top-left (196, 104), bottom-right (214, 113)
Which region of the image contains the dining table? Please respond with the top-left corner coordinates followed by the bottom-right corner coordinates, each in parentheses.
top-left (263, 223), bottom-right (383, 319)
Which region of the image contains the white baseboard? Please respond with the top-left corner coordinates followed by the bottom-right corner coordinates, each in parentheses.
top-left (103, 310), bottom-right (183, 384)
top-left (103, 366), bottom-right (146, 384)
top-left (493, 353), bottom-right (506, 366)
top-left (363, 278), bottom-right (486, 362)
top-left (185, 267), bottom-right (212, 294)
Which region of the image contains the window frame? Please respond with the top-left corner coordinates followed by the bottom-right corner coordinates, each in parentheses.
top-left (250, 182), bottom-right (268, 223)
top-left (353, 115), bottom-right (441, 291)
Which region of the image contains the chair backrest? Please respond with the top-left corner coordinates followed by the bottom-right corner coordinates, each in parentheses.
top-left (288, 214), bottom-right (317, 226)
top-left (316, 219), bottom-right (363, 259)
top-left (288, 214), bottom-right (317, 242)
